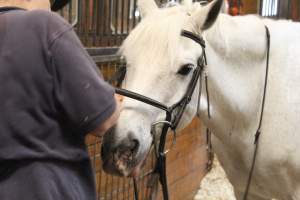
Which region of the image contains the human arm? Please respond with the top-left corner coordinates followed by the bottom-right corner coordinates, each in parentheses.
top-left (88, 95), bottom-right (121, 137)
top-left (48, 14), bottom-right (120, 136)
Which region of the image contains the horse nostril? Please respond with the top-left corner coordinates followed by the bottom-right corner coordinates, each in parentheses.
top-left (130, 139), bottom-right (140, 155)
top-left (116, 137), bottom-right (140, 157)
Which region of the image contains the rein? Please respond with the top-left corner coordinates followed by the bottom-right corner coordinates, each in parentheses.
top-left (242, 25), bottom-right (271, 200)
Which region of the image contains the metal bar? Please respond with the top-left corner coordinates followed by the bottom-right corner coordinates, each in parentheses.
top-left (97, 166), bottom-right (102, 200)
top-left (95, 0), bottom-right (100, 46)
top-left (274, 0), bottom-right (280, 18)
top-left (133, 178), bottom-right (139, 200)
top-left (92, 55), bottom-right (121, 63)
top-left (82, 0), bottom-right (89, 46)
top-left (140, 166), bottom-right (145, 199)
top-left (121, 0), bottom-right (125, 36)
top-left (122, 178), bottom-right (126, 200)
top-left (77, 0), bottom-right (82, 41)
top-left (271, 0), bottom-right (274, 15)
top-left (277, 0), bottom-right (281, 18)
top-left (103, 0), bottom-right (108, 45)
top-left (108, 0), bottom-right (113, 46)
top-left (71, 0), bottom-right (79, 27)
top-left (133, 0), bottom-right (137, 26)
top-left (86, 47), bottom-right (119, 56)
top-left (84, 0), bottom-right (89, 45)
top-left (104, 173), bottom-right (109, 199)
top-left (279, 0), bottom-right (289, 19)
top-left (127, 178), bottom-right (130, 200)
top-left (126, 0), bottom-right (131, 34)
top-left (297, 0), bottom-right (300, 21)
top-left (99, 0), bottom-right (106, 46)
top-left (266, 0), bottom-right (271, 16)
top-left (115, 0), bottom-right (119, 45)
top-left (111, 176), bottom-right (114, 199)
top-left (68, 1), bottom-right (72, 23)
top-left (259, 0), bottom-right (263, 15)
top-left (288, 0), bottom-right (292, 19)
top-left (91, 0), bottom-right (97, 46)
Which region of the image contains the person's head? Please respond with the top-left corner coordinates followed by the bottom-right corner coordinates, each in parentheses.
top-left (0, 0), bottom-right (51, 10)
top-left (0, 0), bottom-right (69, 11)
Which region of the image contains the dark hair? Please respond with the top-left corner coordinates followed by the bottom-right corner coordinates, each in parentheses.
top-left (51, 0), bottom-right (70, 11)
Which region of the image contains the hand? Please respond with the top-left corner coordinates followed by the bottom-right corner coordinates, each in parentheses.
top-left (115, 93), bottom-right (124, 103)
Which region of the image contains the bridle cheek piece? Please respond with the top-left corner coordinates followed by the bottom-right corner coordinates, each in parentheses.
top-left (113, 30), bottom-right (208, 200)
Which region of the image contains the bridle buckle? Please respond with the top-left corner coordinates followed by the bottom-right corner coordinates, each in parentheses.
top-left (151, 121), bottom-right (177, 156)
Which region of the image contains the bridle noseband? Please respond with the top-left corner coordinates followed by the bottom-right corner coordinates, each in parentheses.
top-left (113, 30), bottom-right (207, 200)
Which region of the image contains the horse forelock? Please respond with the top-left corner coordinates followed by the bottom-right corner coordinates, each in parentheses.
top-left (120, 6), bottom-right (190, 69)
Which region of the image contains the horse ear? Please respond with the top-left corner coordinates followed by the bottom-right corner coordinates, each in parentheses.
top-left (191, 0), bottom-right (223, 31)
top-left (138, 0), bottom-right (158, 18)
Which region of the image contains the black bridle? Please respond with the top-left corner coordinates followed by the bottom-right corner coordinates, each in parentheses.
top-left (112, 30), bottom-right (207, 200)
top-left (111, 26), bottom-right (271, 200)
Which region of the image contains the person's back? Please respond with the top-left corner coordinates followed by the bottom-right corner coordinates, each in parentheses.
top-left (0, 4), bottom-right (119, 200)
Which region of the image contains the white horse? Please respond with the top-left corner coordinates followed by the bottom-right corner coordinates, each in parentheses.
top-left (101, 0), bottom-right (300, 199)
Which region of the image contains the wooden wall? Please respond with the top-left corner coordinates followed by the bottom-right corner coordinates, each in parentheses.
top-left (279, 0), bottom-right (300, 21)
top-left (242, 0), bottom-right (259, 14)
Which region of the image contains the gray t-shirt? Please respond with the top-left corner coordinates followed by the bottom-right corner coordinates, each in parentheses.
top-left (0, 7), bottom-right (116, 200)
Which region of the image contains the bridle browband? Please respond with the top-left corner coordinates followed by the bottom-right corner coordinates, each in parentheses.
top-left (111, 26), bottom-right (271, 200)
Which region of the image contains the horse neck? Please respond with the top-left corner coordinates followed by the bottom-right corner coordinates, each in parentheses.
top-left (198, 14), bottom-right (270, 138)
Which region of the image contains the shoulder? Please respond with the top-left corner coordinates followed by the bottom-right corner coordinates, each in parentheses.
top-left (20, 10), bottom-right (73, 43)
top-left (28, 10), bottom-right (71, 30)
top-left (23, 10), bottom-right (69, 26)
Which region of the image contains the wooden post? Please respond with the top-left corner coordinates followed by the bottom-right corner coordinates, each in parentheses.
top-left (278, 0), bottom-right (290, 19)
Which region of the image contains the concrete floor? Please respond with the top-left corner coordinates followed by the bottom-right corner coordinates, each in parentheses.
top-left (194, 156), bottom-right (236, 200)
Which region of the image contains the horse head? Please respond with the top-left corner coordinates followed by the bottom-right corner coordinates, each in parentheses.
top-left (101, 0), bottom-right (223, 177)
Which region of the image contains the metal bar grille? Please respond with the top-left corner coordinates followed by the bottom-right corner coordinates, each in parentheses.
top-left (57, 0), bottom-right (300, 45)
top-left (261, 0), bottom-right (279, 17)
top-left (260, 0), bottom-right (300, 21)
top-left (57, 0), bottom-right (206, 47)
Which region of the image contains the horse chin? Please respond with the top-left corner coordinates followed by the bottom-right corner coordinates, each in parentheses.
top-left (102, 151), bottom-right (148, 177)
top-left (128, 154), bottom-right (148, 177)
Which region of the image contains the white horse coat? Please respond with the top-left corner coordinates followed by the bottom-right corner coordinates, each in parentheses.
top-left (203, 14), bottom-right (300, 199)
top-left (101, 1), bottom-right (300, 199)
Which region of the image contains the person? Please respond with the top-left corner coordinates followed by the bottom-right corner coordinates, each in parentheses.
top-left (0, 0), bottom-right (121, 199)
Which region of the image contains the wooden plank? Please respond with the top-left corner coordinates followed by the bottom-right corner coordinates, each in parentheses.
top-left (243, 0), bottom-right (258, 14)
top-left (278, 0), bottom-right (290, 19)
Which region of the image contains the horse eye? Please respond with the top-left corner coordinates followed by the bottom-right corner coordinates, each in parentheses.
top-left (177, 64), bottom-right (193, 76)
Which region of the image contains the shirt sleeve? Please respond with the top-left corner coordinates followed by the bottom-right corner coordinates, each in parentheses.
top-left (49, 19), bottom-right (116, 135)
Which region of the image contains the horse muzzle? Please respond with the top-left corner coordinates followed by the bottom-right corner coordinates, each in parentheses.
top-left (101, 127), bottom-right (145, 177)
